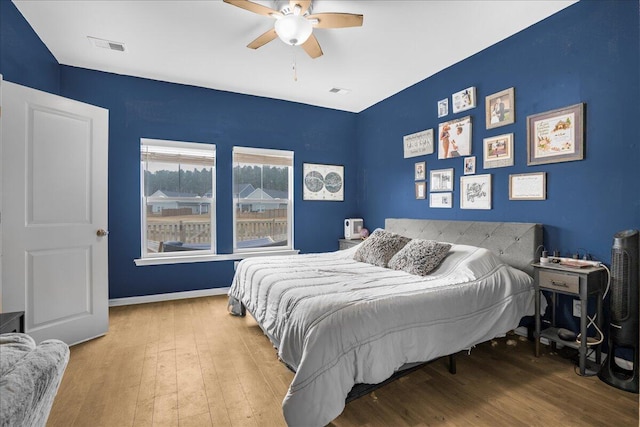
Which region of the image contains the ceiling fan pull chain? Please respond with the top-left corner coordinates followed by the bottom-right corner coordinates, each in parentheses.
top-left (292, 46), bottom-right (298, 82)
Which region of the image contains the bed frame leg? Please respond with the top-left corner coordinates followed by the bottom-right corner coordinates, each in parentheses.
top-left (448, 354), bottom-right (456, 374)
top-left (228, 298), bottom-right (247, 317)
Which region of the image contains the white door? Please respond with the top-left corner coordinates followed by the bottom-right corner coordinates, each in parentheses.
top-left (1, 81), bottom-right (109, 345)
top-left (0, 74), bottom-right (4, 312)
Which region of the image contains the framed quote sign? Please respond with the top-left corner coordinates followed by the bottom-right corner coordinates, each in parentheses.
top-left (509, 172), bottom-right (546, 200)
top-left (403, 129), bottom-right (434, 158)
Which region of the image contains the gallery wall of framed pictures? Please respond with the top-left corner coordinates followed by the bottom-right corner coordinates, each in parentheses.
top-left (401, 83), bottom-right (585, 209)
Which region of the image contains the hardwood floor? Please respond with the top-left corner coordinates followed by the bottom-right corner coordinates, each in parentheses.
top-left (48, 295), bottom-right (638, 426)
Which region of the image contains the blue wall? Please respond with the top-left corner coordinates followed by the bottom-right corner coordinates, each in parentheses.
top-left (1, 0), bottom-right (358, 299)
top-left (59, 68), bottom-right (358, 298)
top-left (357, 0), bottom-right (640, 266)
top-left (0, 0), bottom-right (59, 94)
top-left (2, 0), bottom-right (639, 304)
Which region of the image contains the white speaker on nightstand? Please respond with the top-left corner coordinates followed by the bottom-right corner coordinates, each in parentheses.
top-left (344, 218), bottom-right (363, 240)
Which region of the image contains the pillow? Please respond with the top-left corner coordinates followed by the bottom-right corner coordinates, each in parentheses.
top-left (387, 239), bottom-right (452, 276)
top-left (353, 228), bottom-right (411, 267)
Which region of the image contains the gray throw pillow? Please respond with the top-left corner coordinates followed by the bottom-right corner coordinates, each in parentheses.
top-left (387, 239), bottom-right (452, 276)
top-left (353, 228), bottom-right (411, 267)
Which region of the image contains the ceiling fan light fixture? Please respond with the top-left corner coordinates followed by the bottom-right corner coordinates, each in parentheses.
top-left (223, 0), bottom-right (363, 58)
top-left (274, 14), bottom-right (312, 46)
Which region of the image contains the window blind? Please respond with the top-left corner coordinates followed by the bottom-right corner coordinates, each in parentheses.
top-left (233, 147), bottom-right (293, 167)
top-left (141, 140), bottom-right (215, 167)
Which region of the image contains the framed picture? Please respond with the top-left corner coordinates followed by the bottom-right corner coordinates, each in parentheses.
top-left (437, 98), bottom-right (449, 118)
top-left (527, 103), bottom-right (585, 166)
top-left (452, 86), bottom-right (476, 113)
top-left (509, 172), bottom-right (546, 200)
top-left (483, 133), bottom-right (514, 169)
top-left (414, 161), bottom-right (426, 181)
top-left (460, 174), bottom-right (492, 210)
top-left (430, 168), bottom-right (454, 192)
top-left (415, 182), bottom-right (426, 200)
top-left (486, 87), bottom-right (515, 129)
top-left (430, 192), bottom-right (452, 208)
top-left (464, 156), bottom-right (476, 175)
top-left (438, 116), bottom-right (472, 159)
top-left (303, 163), bottom-right (344, 201)
top-left (403, 129), bottom-right (434, 158)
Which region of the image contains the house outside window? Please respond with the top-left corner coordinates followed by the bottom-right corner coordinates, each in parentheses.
top-left (140, 138), bottom-right (216, 258)
top-left (232, 147), bottom-right (293, 253)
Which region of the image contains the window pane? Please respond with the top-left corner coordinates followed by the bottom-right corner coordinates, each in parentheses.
top-left (235, 201), bottom-right (288, 249)
top-left (141, 139), bottom-right (215, 257)
top-left (144, 162), bottom-right (213, 197)
top-left (145, 201), bottom-right (212, 253)
top-left (233, 164), bottom-right (289, 199)
top-left (233, 147), bottom-right (293, 252)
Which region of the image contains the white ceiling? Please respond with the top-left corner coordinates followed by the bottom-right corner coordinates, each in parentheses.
top-left (13, 0), bottom-right (577, 113)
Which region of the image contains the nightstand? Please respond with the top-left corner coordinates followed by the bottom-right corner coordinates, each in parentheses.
top-left (533, 262), bottom-right (606, 375)
top-left (339, 239), bottom-right (361, 250)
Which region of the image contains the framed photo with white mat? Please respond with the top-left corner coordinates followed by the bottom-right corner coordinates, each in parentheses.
top-left (460, 174), bottom-right (492, 209)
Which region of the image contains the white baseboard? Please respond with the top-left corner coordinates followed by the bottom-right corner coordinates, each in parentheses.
top-left (109, 287), bottom-right (230, 307)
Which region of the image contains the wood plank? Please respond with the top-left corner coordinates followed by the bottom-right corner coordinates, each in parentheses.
top-left (47, 296), bottom-right (638, 427)
top-left (155, 349), bottom-right (178, 397)
top-left (153, 392), bottom-right (179, 427)
top-left (132, 397), bottom-right (154, 427)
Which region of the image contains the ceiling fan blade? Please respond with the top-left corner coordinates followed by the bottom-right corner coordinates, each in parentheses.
top-left (247, 28), bottom-right (278, 49)
top-left (301, 34), bottom-right (323, 59)
top-left (223, 0), bottom-right (282, 18)
top-left (307, 13), bottom-right (364, 29)
top-left (290, 0), bottom-right (311, 15)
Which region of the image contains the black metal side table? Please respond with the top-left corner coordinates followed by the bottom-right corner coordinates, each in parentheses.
top-left (0, 311), bottom-right (25, 334)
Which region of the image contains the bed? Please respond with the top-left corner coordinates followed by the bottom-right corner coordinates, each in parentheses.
top-left (228, 218), bottom-right (542, 426)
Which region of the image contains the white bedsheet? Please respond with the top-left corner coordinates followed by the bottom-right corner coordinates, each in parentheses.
top-left (228, 243), bottom-right (536, 426)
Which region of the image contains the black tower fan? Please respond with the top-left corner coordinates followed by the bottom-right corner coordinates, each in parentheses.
top-left (598, 229), bottom-right (639, 393)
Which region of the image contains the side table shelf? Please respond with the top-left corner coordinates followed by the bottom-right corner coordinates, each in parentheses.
top-left (339, 239), bottom-right (362, 250)
top-left (0, 311), bottom-right (25, 334)
top-left (532, 262), bottom-right (606, 375)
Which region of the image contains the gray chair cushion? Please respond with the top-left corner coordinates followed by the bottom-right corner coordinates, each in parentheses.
top-left (0, 333), bottom-right (70, 427)
top-left (0, 333), bottom-right (36, 377)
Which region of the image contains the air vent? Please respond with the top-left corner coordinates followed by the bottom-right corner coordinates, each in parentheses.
top-left (108, 42), bottom-right (125, 52)
top-left (329, 87), bottom-right (351, 95)
top-left (87, 36), bottom-right (126, 52)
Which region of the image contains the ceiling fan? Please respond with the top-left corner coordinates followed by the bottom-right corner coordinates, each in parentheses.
top-left (223, 0), bottom-right (364, 59)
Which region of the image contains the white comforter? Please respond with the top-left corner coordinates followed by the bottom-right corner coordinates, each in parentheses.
top-left (228, 243), bottom-right (536, 426)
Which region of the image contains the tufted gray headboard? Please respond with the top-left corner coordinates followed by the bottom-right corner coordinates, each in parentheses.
top-left (385, 218), bottom-right (542, 276)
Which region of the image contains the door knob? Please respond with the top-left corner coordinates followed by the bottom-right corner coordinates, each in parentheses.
top-left (96, 229), bottom-right (109, 237)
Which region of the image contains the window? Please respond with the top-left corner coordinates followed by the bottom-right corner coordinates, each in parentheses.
top-left (140, 139), bottom-right (215, 259)
top-left (233, 147), bottom-right (293, 252)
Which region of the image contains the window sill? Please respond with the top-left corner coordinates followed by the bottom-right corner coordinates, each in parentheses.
top-left (134, 249), bottom-right (300, 266)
